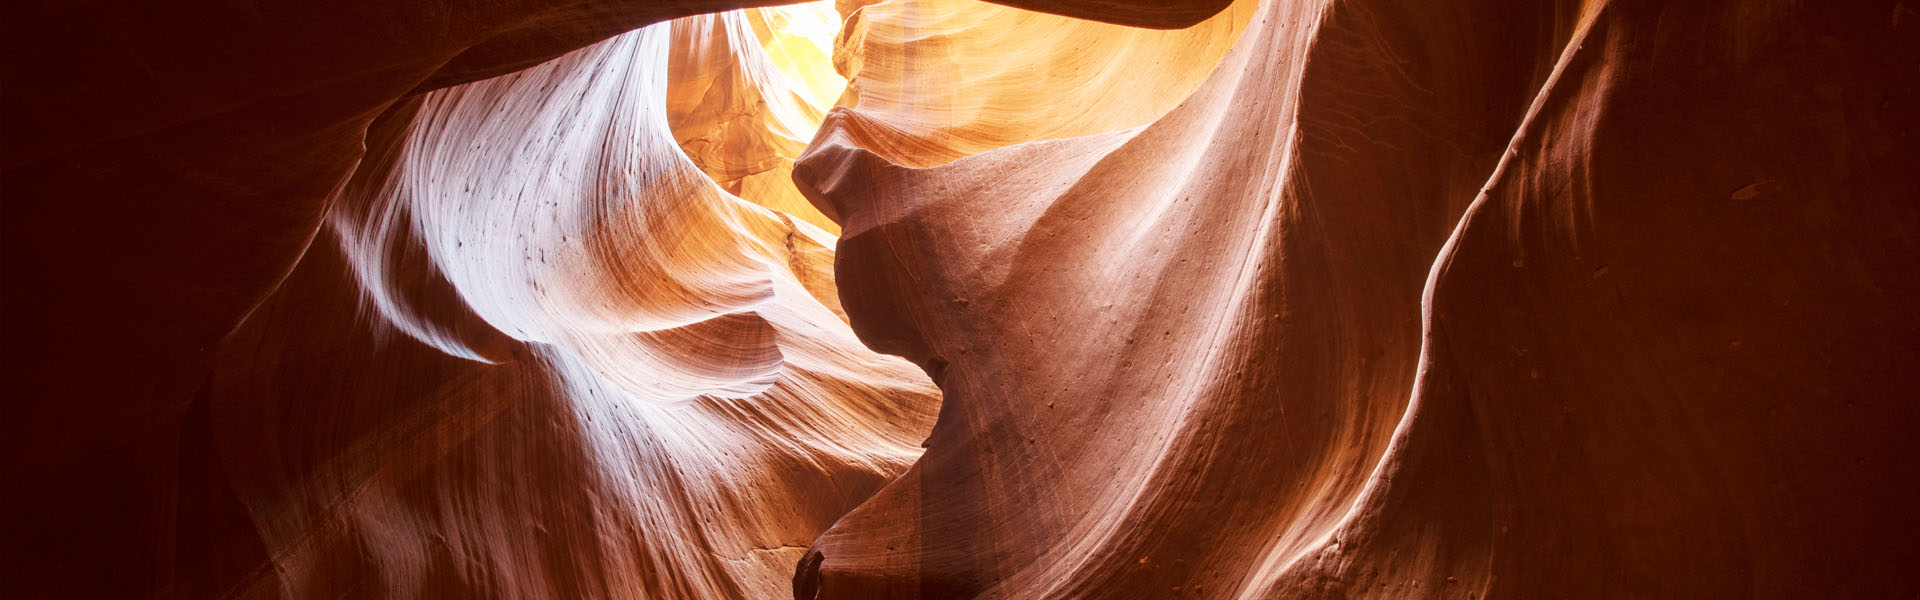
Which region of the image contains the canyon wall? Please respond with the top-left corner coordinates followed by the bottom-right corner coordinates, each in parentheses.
top-left (799, 0), bottom-right (1919, 597)
top-left (3, 0), bottom-right (1915, 597)
top-left (0, 0), bottom-right (1213, 596)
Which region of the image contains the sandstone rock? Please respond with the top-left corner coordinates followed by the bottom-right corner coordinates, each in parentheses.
top-left (4, 0), bottom-right (1915, 597)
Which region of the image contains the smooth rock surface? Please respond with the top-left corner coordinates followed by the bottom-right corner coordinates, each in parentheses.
top-left (796, 0), bottom-right (1918, 597)
top-left (5, 0), bottom-right (1916, 597)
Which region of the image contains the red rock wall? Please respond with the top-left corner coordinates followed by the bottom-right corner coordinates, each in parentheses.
top-left (797, 0), bottom-right (1918, 597)
top-left (1, 1), bottom-right (1207, 596)
top-left (3, 3), bottom-right (805, 592)
top-left (4, 0), bottom-right (1915, 597)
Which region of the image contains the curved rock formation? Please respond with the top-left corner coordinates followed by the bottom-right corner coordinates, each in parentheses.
top-left (4, 0), bottom-right (1916, 597)
top-left (217, 24), bottom-right (937, 597)
top-left (816, 0), bottom-right (1254, 167)
top-left (797, 0), bottom-right (1919, 597)
top-left (669, 4), bottom-right (848, 233)
top-left (1, 0), bottom-right (1222, 596)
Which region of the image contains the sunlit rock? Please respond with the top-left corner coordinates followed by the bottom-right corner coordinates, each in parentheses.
top-left (3, 0), bottom-right (1914, 598)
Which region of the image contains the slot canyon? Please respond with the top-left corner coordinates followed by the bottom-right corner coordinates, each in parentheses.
top-left (2, 0), bottom-right (1916, 597)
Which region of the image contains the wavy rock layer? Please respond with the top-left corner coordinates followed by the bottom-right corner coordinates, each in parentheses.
top-left (817, 0), bottom-right (1255, 168)
top-left (797, 0), bottom-right (1918, 597)
top-left (212, 24), bottom-right (939, 598)
top-left (4, 0), bottom-right (1917, 598)
top-left (1, 0), bottom-right (1223, 596)
top-left (669, 4), bottom-right (848, 233)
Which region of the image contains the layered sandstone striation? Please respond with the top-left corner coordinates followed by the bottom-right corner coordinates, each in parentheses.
top-left (3, 0), bottom-right (1207, 595)
top-left (3, 0), bottom-right (1916, 598)
top-left (813, 0), bottom-right (1255, 168)
top-left (798, 0), bottom-right (1918, 597)
top-left (668, 4), bottom-right (849, 233)
top-left (215, 23), bottom-right (939, 597)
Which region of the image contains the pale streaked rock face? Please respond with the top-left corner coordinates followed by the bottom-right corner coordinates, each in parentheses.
top-left (241, 23), bottom-right (938, 597)
top-left (3, 0), bottom-right (1915, 598)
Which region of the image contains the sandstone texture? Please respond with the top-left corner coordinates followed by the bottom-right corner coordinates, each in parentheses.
top-left (2, 0), bottom-right (1914, 598)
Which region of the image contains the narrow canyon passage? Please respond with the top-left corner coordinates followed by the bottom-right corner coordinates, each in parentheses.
top-left (2, 0), bottom-right (1915, 599)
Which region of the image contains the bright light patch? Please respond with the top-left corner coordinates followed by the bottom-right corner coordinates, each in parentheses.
top-left (753, 1), bottom-right (849, 112)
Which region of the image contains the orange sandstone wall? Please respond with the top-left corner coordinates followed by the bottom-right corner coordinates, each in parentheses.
top-left (797, 0), bottom-right (1917, 597)
top-left (3, 0), bottom-right (1916, 598)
